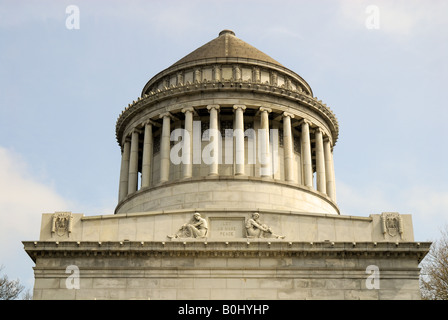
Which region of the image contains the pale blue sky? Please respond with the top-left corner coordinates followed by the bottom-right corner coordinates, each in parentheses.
top-left (1, 0), bottom-right (447, 294)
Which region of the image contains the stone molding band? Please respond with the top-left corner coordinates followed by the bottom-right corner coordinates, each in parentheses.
top-left (24, 241), bottom-right (431, 263)
top-left (116, 79), bottom-right (339, 147)
top-left (140, 57), bottom-right (313, 97)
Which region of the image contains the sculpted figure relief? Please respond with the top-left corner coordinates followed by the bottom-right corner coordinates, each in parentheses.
top-left (168, 212), bottom-right (208, 239)
top-left (245, 212), bottom-right (285, 239)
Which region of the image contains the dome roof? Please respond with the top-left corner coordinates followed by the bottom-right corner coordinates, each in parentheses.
top-left (170, 30), bottom-right (284, 68)
top-left (141, 29), bottom-right (314, 99)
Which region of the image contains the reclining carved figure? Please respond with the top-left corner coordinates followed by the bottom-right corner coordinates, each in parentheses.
top-left (245, 212), bottom-right (285, 239)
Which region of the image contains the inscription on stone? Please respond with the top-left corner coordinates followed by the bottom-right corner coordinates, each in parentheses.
top-left (210, 217), bottom-right (244, 238)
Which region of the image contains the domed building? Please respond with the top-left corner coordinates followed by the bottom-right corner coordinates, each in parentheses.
top-left (24, 30), bottom-right (430, 300)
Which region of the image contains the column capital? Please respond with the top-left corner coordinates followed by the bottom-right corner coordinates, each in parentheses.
top-left (259, 107), bottom-right (272, 113)
top-left (141, 118), bottom-right (160, 128)
top-left (181, 107), bottom-right (196, 114)
top-left (233, 104), bottom-right (246, 111)
top-left (159, 112), bottom-right (177, 120)
top-left (299, 118), bottom-right (313, 127)
top-left (282, 112), bottom-right (295, 119)
top-left (207, 104), bottom-right (220, 112)
top-left (314, 127), bottom-right (324, 134)
top-left (142, 119), bottom-right (157, 127)
top-left (323, 135), bottom-right (334, 147)
top-left (124, 129), bottom-right (141, 141)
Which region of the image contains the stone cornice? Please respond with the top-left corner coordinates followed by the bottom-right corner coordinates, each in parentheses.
top-left (115, 80), bottom-right (339, 147)
top-left (23, 241), bottom-right (431, 263)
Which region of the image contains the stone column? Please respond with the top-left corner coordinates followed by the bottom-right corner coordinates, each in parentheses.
top-left (159, 112), bottom-right (172, 183)
top-left (300, 119), bottom-right (313, 187)
top-left (259, 107), bottom-right (272, 177)
top-left (141, 121), bottom-right (153, 188)
top-left (282, 112), bottom-right (294, 182)
top-left (207, 105), bottom-right (220, 176)
top-left (233, 105), bottom-right (246, 175)
top-left (182, 107), bottom-right (194, 179)
top-left (213, 65), bottom-right (221, 81)
top-left (324, 137), bottom-right (337, 202)
top-left (128, 130), bottom-right (140, 194)
top-left (271, 120), bottom-right (280, 180)
top-left (253, 67), bottom-right (260, 83)
top-left (118, 137), bottom-right (131, 201)
top-left (315, 127), bottom-right (326, 194)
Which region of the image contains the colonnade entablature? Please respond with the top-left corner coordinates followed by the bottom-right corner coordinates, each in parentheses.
top-left (120, 104), bottom-right (334, 148)
top-left (116, 80), bottom-right (339, 149)
top-left (117, 58), bottom-right (338, 145)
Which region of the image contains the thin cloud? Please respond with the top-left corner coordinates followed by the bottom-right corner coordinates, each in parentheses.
top-left (336, 180), bottom-right (395, 217)
top-left (337, 179), bottom-right (448, 242)
top-left (336, 0), bottom-right (446, 37)
top-left (0, 146), bottom-right (116, 287)
top-left (405, 186), bottom-right (448, 220)
top-left (0, 146), bottom-right (73, 283)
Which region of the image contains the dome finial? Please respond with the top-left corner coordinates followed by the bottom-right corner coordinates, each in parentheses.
top-left (219, 29), bottom-right (235, 37)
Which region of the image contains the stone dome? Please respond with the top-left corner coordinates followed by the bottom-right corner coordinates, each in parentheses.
top-left (141, 30), bottom-right (314, 97)
top-left (171, 29), bottom-right (284, 68)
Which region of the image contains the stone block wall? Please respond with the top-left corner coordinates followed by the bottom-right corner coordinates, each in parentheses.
top-left (27, 241), bottom-right (427, 300)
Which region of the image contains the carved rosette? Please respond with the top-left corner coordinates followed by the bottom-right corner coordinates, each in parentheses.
top-left (381, 212), bottom-right (403, 239)
top-left (51, 212), bottom-right (73, 237)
